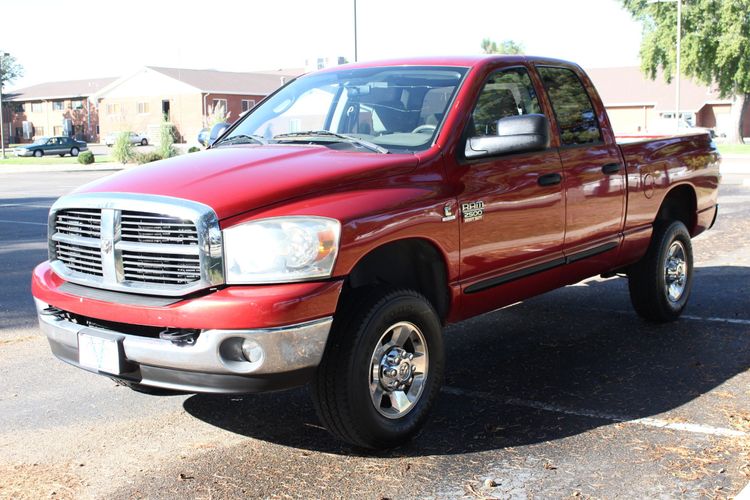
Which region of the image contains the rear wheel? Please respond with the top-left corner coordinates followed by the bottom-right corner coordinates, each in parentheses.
top-left (627, 220), bottom-right (693, 322)
top-left (70, 147), bottom-right (79, 157)
top-left (311, 288), bottom-right (444, 449)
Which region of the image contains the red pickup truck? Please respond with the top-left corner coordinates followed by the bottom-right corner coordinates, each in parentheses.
top-left (32, 56), bottom-right (720, 449)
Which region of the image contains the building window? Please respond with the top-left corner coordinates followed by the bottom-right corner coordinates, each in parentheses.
top-left (52, 101), bottom-right (64, 111)
top-left (35, 126), bottom-right (44, 136)
top-left (212, 98), bottom-right (228, 114)
top-left (15, 127), bottom-right (22, 139)
top-left (72, 100), bottom-right (84, 110)
top-left (241, 99), bottom-right (256, 112)
top-left (54, 126), bottom-right (63, 136)
top-left (13, 103), bottom-right (24, 113)
top-left (137, 102), bottom-right (150, 114)
top-left (31, 102), bottom-right (43, 113)
top-left (106, 103), bottom-right (120, 115)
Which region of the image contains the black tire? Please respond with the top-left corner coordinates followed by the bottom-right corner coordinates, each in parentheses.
top-left (311, 288), bottom-right (444, 449)
top-left (58, 154), bottom-right (65, 157)
top-left (33, 150), bottom-right (43, 157)
top-left (627, 220), bottom-right (694, 322)
top-left (141, 138), bottom-right (148, 146)
top-left (70, 147), bottom-right (79, 157)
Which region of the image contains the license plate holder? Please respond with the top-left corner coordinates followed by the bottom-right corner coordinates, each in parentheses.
top-left (78, 330), bottom-right (126, 375)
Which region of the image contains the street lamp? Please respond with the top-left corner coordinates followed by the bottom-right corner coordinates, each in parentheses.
top-left (353, 0), bottom-right (358, 62)
top-left (0, 52), bottom-right (8, 160)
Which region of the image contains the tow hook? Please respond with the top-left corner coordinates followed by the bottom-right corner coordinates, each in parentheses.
top-left (159, 329), bottom-right (199, 345)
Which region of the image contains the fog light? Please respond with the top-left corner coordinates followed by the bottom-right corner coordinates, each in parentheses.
top-left (241, 339), bottom-right (264, 364)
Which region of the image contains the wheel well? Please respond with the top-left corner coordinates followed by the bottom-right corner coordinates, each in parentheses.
top-left (345, 239), bottom-right (450, 321)
top-left (656, 185), bottom-right (697, 235)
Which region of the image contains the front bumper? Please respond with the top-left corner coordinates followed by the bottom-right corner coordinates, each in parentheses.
top-left (15, 149), bottom-right (33, 157)
top-left (36, 298), bottom-right (333, 393)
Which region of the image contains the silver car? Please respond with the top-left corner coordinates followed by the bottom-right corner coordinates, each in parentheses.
top-left (104, 132), bottom-right (149, 147)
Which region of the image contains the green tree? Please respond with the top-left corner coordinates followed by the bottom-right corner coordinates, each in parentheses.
top-left (158, 117), bottom-right (176, 159)
top-left (0, 52), bottom-right (23, 89)
top-left (112, 131), bottom-right (134, 164)
top-left (481, 38), bottom-right (524, 55)
top-left (621, 0), bottom-right (750, 143)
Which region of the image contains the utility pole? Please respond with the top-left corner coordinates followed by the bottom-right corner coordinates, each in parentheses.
top-left (0, 52), bottom-right (8, 159)
top-left (675, 0), bottom-right (682, 133)
top-left (354, 0), bottom-right (358, 62)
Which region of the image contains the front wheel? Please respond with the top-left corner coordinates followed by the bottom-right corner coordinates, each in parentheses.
top-left (140, 138), bottom-right (148, 146)
top-left (627, 220), bottom-right (694, 322)
top-left (33, 150), bottom-right (43, 158)
top-left (311, 289), bottom-right (444, 449)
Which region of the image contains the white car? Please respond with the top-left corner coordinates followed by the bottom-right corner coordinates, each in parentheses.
top-left (104, 132), bottom-right (148, 147)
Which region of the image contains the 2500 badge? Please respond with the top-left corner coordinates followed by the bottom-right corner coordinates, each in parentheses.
top-left (461, 201), bottom-right (485, 222)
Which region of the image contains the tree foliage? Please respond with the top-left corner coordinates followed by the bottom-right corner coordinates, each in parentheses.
top-left (158, 118), bottom-right (176, 159)
top-left (0, 52), bottom-right (23, 90)
top-left (621, 0), bottom-right (750, 141)
top-left (112, 132), bottom-right (134, 164)
top-left (481, 38), bottom-right (524, 55)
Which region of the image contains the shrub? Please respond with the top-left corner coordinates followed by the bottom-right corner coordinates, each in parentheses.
top-left (188, 146), bottom-right (200, 153)
top-left (112, 131), bottom-right (134, 164)
top-left (77, 151), bottom-right (95, 164)
top-left (134, 152), bottom-right (163, 165)
top-left (158, 119), bottom-right (177, 159)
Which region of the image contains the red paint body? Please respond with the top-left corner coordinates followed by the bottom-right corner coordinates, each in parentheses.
top-left (32, 56), bottom-right (720, 331)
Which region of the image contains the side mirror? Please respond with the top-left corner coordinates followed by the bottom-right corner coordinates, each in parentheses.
top-left (465, 114), bottom-right (550, 159)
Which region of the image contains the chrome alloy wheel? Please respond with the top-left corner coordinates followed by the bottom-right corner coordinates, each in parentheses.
top-left (369, 321), bottom-right (429, 419)
top-left (664, 240), bottom-right (688, 302)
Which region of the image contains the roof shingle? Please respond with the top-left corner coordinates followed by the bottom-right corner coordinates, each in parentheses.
top-left (5, 77), bottom-right (117, 102)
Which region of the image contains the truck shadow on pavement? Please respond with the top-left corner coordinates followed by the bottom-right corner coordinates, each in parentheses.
top-left (188, 265), bottom-right (747, 455)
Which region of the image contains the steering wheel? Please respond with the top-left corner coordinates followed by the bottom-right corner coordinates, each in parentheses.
top-left (411, 124), bottom-right (437, 134)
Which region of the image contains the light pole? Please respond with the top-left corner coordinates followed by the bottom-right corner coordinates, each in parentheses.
top-left (0, 52), bottom-right (8, 159)
top-left (353, 0), bottom-right (359, 62)
top-left (647, 0), bottom-right (682, 132)
top-left (675, 0), bottom-right (682, 133)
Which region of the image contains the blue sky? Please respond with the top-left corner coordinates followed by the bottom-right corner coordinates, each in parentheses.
top-left (2, 0), bottom-right (644, 90)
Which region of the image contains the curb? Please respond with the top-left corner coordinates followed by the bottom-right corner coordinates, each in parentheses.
top-left (1, 164), bottom-right (126, 174)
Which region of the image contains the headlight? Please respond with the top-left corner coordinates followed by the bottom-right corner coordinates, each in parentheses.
top-left (223, 216), bottom-right (341, 284)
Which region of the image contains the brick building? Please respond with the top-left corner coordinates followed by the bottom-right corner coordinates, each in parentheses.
top-left (2, 77), bottom-right (115, 143)
top-left (586, 66), bottom-right (749, 137)
top-left (93, 67), bottom-right (302, 144)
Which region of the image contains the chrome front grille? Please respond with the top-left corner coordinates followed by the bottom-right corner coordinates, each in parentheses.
top-left (121, 211), bottom-right (199, 245)
top-left (122, 250), bottom-right (201, 284)
top-left (55, 240), bottom-right (103, 277)
top-left (48, 193), bottom-right (224, 296)
top-left (55, 209), bottom-right (101, 239)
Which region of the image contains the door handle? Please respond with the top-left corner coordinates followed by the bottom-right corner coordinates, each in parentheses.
top-left (602, 163), bottom-right (621, 175)
top-left (538, 173), bottom-right (562, 186)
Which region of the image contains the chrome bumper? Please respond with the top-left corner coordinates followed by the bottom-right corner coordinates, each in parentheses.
top-left (35, 299), bottom-right (332, 394)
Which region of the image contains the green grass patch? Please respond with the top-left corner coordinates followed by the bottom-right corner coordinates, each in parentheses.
top-left (717, 143), bottom-right (750, 155)
top-left (0, 154), bottom-right (113, 166)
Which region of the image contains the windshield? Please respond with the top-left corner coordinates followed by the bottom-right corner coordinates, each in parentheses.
top-left (32, 137), bottom-right (49, 145)
top-left (219, 66), bottom-right (468, 153)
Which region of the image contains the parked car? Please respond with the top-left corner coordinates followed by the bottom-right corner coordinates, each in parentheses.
top-left (197, 122), bottom-right (230, 147)
top-left (104, 131), bottom-right (148, 147)
top-left (32, 56), bottom-right (720, 449)
top-left (14, 136), bottom-right (88, 157)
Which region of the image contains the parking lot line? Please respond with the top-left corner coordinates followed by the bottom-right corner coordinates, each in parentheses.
top-left (442, 386), bottom-right (747, 438)
top-left (0, 219), bottom-right (47, 226)
top-left (587, 307), bottom-right (750, 327)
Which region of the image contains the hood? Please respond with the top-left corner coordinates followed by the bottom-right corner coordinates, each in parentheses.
top-left (75, 145), bottom-right (419, 219)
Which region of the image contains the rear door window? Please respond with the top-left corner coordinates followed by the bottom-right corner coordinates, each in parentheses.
top-left (537, 66), bottom-right (602, 146)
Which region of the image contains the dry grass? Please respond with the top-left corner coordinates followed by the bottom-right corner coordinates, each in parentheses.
top-left (0, 463), bottom-right (84, 500)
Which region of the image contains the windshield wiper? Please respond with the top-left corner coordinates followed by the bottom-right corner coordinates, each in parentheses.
top-left (273, 130), bottom-right (389, 154)
top-left (213, 134), bottom-right (267, 147)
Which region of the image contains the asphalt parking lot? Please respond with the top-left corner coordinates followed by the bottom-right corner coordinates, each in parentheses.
top-left (1, 164), bottom-right (749, 499)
